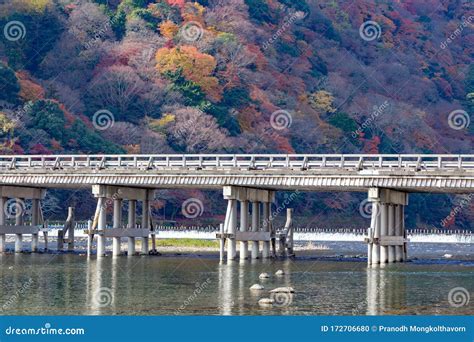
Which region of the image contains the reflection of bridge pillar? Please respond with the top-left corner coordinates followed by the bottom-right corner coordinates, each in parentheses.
top-left (112, 199), bottom-right (122, 257)
top-left (128, 200), bottom-right (136, 256)
top-left (239, 200), bottom-right (248, 260)
top-left (366, 267), bottom-right (377, 315)
top-left (366, 188), bottom-right (408, 265)
top-left (251, 201), bottom-right (260, 259)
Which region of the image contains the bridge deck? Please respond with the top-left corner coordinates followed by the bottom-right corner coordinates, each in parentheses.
top-left (0, 154), bottom-right (473, 193)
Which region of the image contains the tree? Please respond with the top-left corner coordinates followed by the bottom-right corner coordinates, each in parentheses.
top-left (159, 20), bottom-right (179, 39)
top-left (0, 63), bottom-right (20, 103)
top-left (87, 65), bottom-right (146, 123)
top-left (156, 45), bottom-right (221, 101)
top-left (25, 100), bottom-right (66, 141)
top-left (166, 107), bottom-right (231, 152)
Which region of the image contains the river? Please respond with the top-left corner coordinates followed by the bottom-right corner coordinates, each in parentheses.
top-left (0, 242), bottom-right (472, 315)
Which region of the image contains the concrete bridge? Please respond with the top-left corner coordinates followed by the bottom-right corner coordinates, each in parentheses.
top-left (0, 154), bottom-right (473, 265)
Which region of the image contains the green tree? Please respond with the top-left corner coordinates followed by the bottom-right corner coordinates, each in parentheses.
top-left (26, 100), bottom-right (66, 141)
top-left (0, 62), bottom-right (20, 103)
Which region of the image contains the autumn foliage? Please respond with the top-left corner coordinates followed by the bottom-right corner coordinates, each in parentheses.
top-left (155, 45), bottom-right (221, 101)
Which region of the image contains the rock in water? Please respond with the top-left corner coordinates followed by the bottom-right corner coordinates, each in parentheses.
top-left (275, 269), bottom-right (285, 276)
top-left (270, 287), bottom-right (295, 293)
top-left (250, 284), bottom-right (265, 291)
top-left (259, 272), bottom-right (270, 279)
top-left (258, 298), bottom-right (274, 306)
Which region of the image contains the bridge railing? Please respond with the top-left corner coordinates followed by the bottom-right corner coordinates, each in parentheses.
top-left (1, 154), bottom-right (474, 171)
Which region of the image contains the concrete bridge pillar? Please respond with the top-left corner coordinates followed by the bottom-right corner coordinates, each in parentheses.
top-left (262, 201), bottom-right (271, 258)
top-left (366, 188), bottom-right (408, 266)
top-left (128, 200), bottom-right (136, 256)
top-left (251, 201), bottom-right (260, 259)
top-left (222, 186), bottom-right (275, 261)
top-left (92, 185), bottom-right (154, 257)
top-left (96, 197), bottom-right (107, 257)
top-left (239, 200), bottom-right (249, 260)
top-left (112, 199), bottom-right (122, 257)
top-left (0, 187), bottom-right (44, 254)
top-left (0, 197), bottom-right (5, 253)
top-left (14, 198), bottom-right (24, 253)
top-left (141, 193), bottom-right (150, 255)
top-left (395, 205), bottom-right (403, 262)
top-left (31, 198), bottom-right (40, 252)
top-left (368, 199), bottom-right (380, 265)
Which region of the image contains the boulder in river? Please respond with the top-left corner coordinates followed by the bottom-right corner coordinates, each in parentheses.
top-left (270, 286), bottom-right (295, 293)
top-left (275, 269), bottom-right (285, 276)
top-left (258, 298), bottom-right (274, 306)
top-left (250, 284), bottom-right (265, 291)
top-left (259, 272), bottom-right (270, 279)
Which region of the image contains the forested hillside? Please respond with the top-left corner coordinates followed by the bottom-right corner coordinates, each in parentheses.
top-left (0, 0), bottom-right (473, 229)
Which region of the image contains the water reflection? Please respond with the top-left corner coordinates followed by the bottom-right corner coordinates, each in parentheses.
top-left (366, 266), bottom-right (407, 315)
top-left (218, 261), bottom-right (234, 315)
top-left (0, 253), bottom-right (471, 315)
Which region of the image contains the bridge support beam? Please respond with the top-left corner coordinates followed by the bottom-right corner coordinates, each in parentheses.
top-left (366, 188), bottom-right (408, 266)
top-left (222, 186), bottom-right (275, 261)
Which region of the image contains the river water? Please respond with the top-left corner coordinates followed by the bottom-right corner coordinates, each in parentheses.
top-left (0, 242), bottom-right (472, 315)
